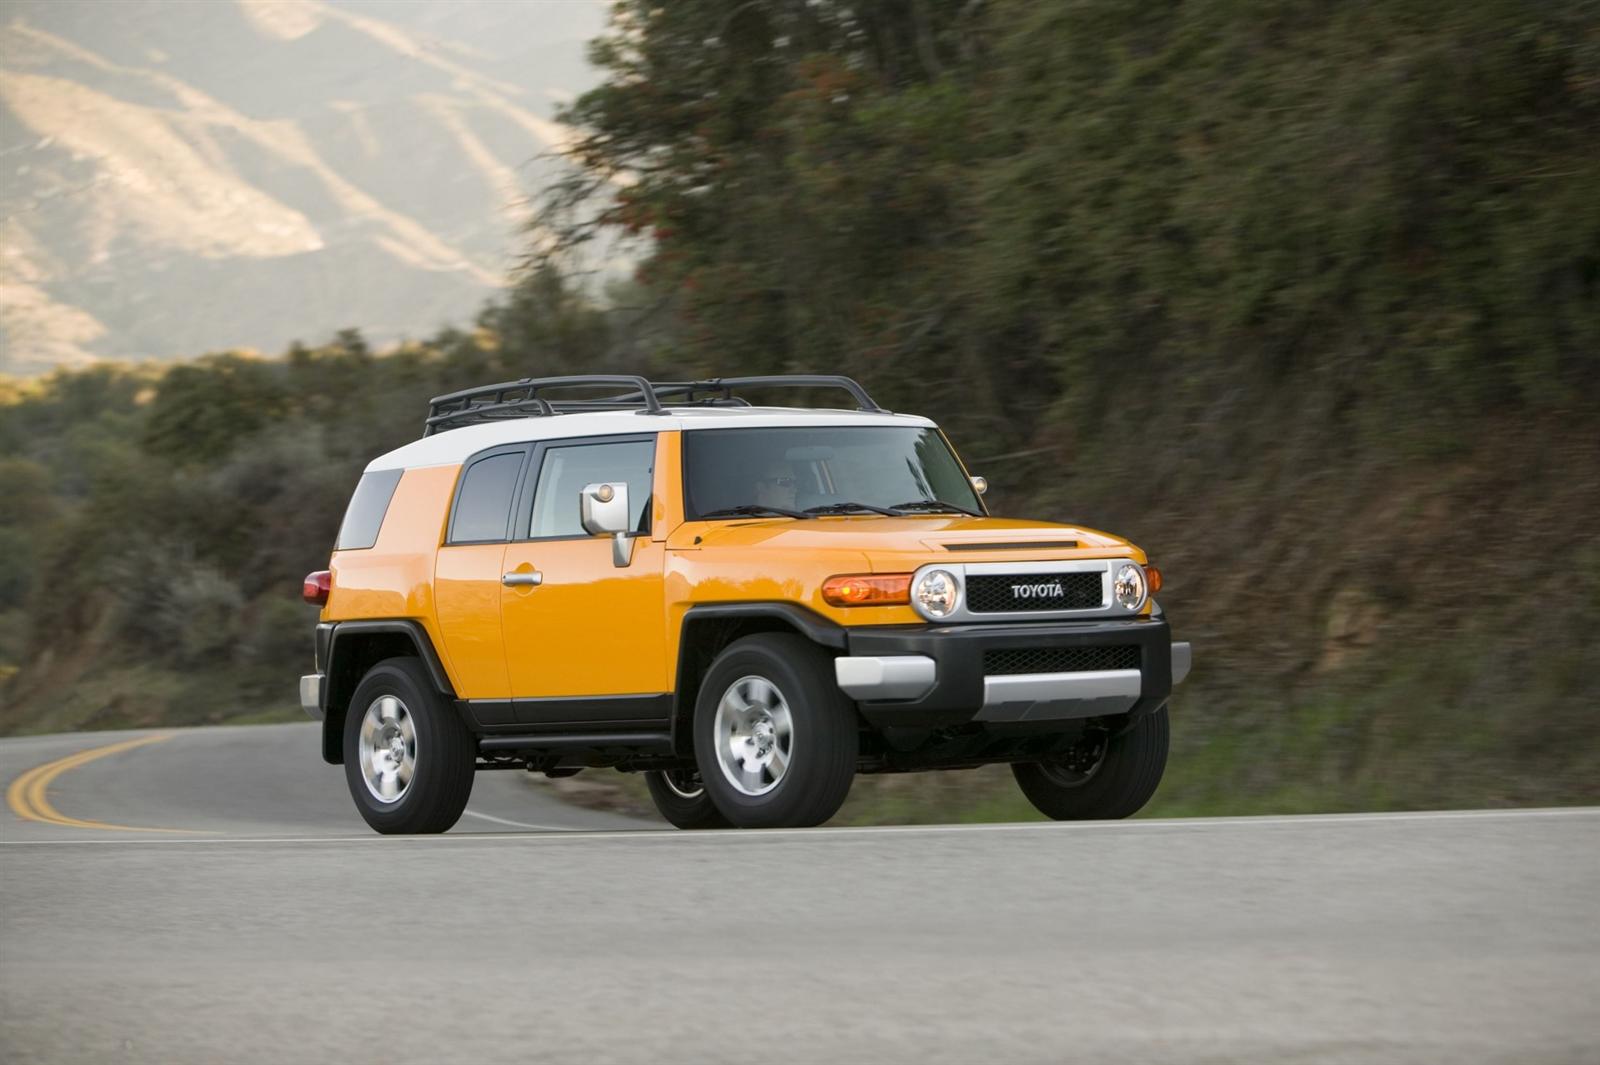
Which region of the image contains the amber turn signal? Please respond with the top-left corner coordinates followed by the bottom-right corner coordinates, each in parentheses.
top-left (1143, 565), bottom-right (1163, 597)
top-left (822, 573), bottom-right (912, 607)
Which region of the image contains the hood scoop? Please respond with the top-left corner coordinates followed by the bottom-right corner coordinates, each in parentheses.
top-left (940, 540), bottom-right (1080, 552)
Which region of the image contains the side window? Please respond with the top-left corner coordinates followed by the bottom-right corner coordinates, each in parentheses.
top-left (335, 469), bottom-right (403, 550)
top-left (448, 451), bottom-right (525, 544)
top-left (528, 440), bottom-right (654, 539)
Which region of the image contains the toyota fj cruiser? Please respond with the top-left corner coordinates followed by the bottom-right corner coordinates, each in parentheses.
top-left (300, 375), bottom-right (1191, 832)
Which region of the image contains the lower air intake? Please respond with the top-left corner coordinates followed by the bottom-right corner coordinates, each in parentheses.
top-left (982, 646), bottom-right (1141, 676)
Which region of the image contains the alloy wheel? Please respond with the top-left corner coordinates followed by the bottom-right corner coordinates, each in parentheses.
top-left (712, 675), bottom-right (795, 797)
top-left (357, 694), bottom-right (417, 804)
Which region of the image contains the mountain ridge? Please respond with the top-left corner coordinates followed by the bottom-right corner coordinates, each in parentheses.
top-left (0, 0), bottom-right (603, 375)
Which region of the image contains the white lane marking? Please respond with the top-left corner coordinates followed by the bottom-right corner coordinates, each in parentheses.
top-left (460, 809), bottom-right (578, 832)
top-left (2, 806), bottom-right (1595, 847)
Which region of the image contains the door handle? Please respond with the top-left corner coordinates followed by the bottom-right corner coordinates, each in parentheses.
top-left (501, 571), bottom-right (543, 587)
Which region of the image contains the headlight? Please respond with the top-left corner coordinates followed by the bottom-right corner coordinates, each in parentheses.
top-left (1114, 563), bottom-right (1147, 611)
top-left (914, 569), bottom-right (959, 618)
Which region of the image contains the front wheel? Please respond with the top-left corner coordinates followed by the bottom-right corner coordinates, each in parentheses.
top-left (643, 768), bottom-right (731, 829)
top-left (1011, 708), bottom-right (1169, 820)
top-left (342, 657), bottom-right (475, 834)
top-left (693, 634), bottom-right (858, 829)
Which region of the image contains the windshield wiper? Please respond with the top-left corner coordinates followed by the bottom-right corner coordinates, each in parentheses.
top-left (888, 499), bottom-right (981, 517)
top-left (699, 504), bottom-right (811, 520)
top-left (804, 501), bottom-right (905, 517)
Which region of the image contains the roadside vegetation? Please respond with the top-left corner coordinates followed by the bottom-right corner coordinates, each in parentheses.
top-left (2, 0), bottom-right (1597, 817)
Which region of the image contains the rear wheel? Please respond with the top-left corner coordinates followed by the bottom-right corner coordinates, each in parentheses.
top-left (693, 634), bottom-right (857, 829)
top-left (643, 768), bottom-right (731, 829)
top-left (1011, 708), bottom-right (1169, 820)
top-left (342, 657), bottom-right (475, 834)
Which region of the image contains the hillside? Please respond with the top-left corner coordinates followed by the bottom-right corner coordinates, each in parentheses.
top-left (0, 0), bottom-right (603, 375)
top-left (1, 0), bottom-right (1597, 819)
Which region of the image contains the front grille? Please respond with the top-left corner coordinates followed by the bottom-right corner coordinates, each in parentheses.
top-left (983, 646), bottom-right (1141, 676)
top-left (965, 571), bottom-right (1103, 613)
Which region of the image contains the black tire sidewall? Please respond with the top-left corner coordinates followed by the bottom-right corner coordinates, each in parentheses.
top-left (1012, 708), bottom-right (1170, 821)
top-left (693, 634), bottom-right (857, 829)
top-left (643, 770), bottom-right (730, 829)
top-left (343, 657), bottom-right (475, 834)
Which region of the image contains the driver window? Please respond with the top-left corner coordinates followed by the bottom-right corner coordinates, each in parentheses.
top-left (527, 439), bottom-right (654, 539)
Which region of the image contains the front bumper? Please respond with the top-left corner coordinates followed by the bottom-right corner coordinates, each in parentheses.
top-left (836, 618), bottom-right (1189, 728)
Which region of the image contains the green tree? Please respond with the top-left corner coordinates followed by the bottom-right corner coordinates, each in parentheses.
top-left (142, 354), bottom-right (290, 464)
top-left (535, 1), bottom-right (1011, 439)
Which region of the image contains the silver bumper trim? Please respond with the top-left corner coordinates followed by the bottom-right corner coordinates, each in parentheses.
top-left (1172, 642), bottom-right (1192, 685)
top-left (977, 669), bottom-right (1142, 722)
top-left (300, 673), bottom-right (325, 721)
top-left (835, 656), bottom-right (937, 701)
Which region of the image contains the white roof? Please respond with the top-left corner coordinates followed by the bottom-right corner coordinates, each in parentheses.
top-left (366, 405), bottom-right (938, 472)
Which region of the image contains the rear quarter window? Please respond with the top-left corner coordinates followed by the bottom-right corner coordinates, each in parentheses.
top-left (335, 469), bottom-right (403, 551)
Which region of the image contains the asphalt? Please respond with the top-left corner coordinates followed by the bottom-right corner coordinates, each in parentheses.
top-left (1, 723), bottom-right (1596, 1064)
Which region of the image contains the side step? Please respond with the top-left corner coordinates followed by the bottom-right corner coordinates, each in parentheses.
top-left (478, 732), bottom-right (673, 754)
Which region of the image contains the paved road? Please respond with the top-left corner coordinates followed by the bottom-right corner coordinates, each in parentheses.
top-left (1, 725), bottom-right (1596, 1064)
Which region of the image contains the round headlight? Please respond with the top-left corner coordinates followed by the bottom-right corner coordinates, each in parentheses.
top-left (1114, 563), bottom-right (1147, 611)
top-left (914, 569), bottom-right (959, 618)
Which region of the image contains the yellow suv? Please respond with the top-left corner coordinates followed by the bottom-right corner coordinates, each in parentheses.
top-left (300, 375), bottom-right (1191, 832)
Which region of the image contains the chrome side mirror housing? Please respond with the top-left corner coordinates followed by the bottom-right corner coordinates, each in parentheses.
top-left (970, 475), bottom-right (988, 496)
top-left (580, 482), bottom-right (635, 567)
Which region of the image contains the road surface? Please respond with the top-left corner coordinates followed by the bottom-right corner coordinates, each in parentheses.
top-left (2, 723), bottom-right (1596, 1064)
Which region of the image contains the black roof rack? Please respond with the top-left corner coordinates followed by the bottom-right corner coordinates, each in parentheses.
top-left (423, 374), bottom-right (884, 435)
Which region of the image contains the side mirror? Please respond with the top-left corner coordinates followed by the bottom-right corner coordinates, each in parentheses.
top-left (580, 482), bottom-right (634, 567)
top-left (970, 475), bottom-right (988, 496)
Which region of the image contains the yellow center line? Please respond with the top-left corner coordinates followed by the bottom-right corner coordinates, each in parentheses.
top-left (5, 734), bottom-right (196, 833)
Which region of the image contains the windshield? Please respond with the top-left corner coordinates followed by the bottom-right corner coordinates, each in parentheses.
top-left (682, 426), bottom-right (983, 520)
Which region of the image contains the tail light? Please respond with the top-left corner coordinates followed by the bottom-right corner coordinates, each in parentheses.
top-left (302, 570), bottom-right (332, 606)
top-left (822, 573), bottom-right (911, 607)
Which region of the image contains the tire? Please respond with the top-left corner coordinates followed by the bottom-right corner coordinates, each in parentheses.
top-left (643, 768), bottom-right (731, 830)
top-left (693, 633), bottom-right (858, 829)
top-left (342, 657), bottom-right (476, 834)
top-left (1011, 708), bottom-right (1169, 820)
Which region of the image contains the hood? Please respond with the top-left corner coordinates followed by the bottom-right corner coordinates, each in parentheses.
top-left (669, 515), bottom-right (1142, 569)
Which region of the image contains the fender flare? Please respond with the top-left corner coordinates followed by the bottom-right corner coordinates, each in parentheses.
top-left (320, 620), bottom-right (457, 763)
top-left (670, 602), bottom-right (847, 754)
